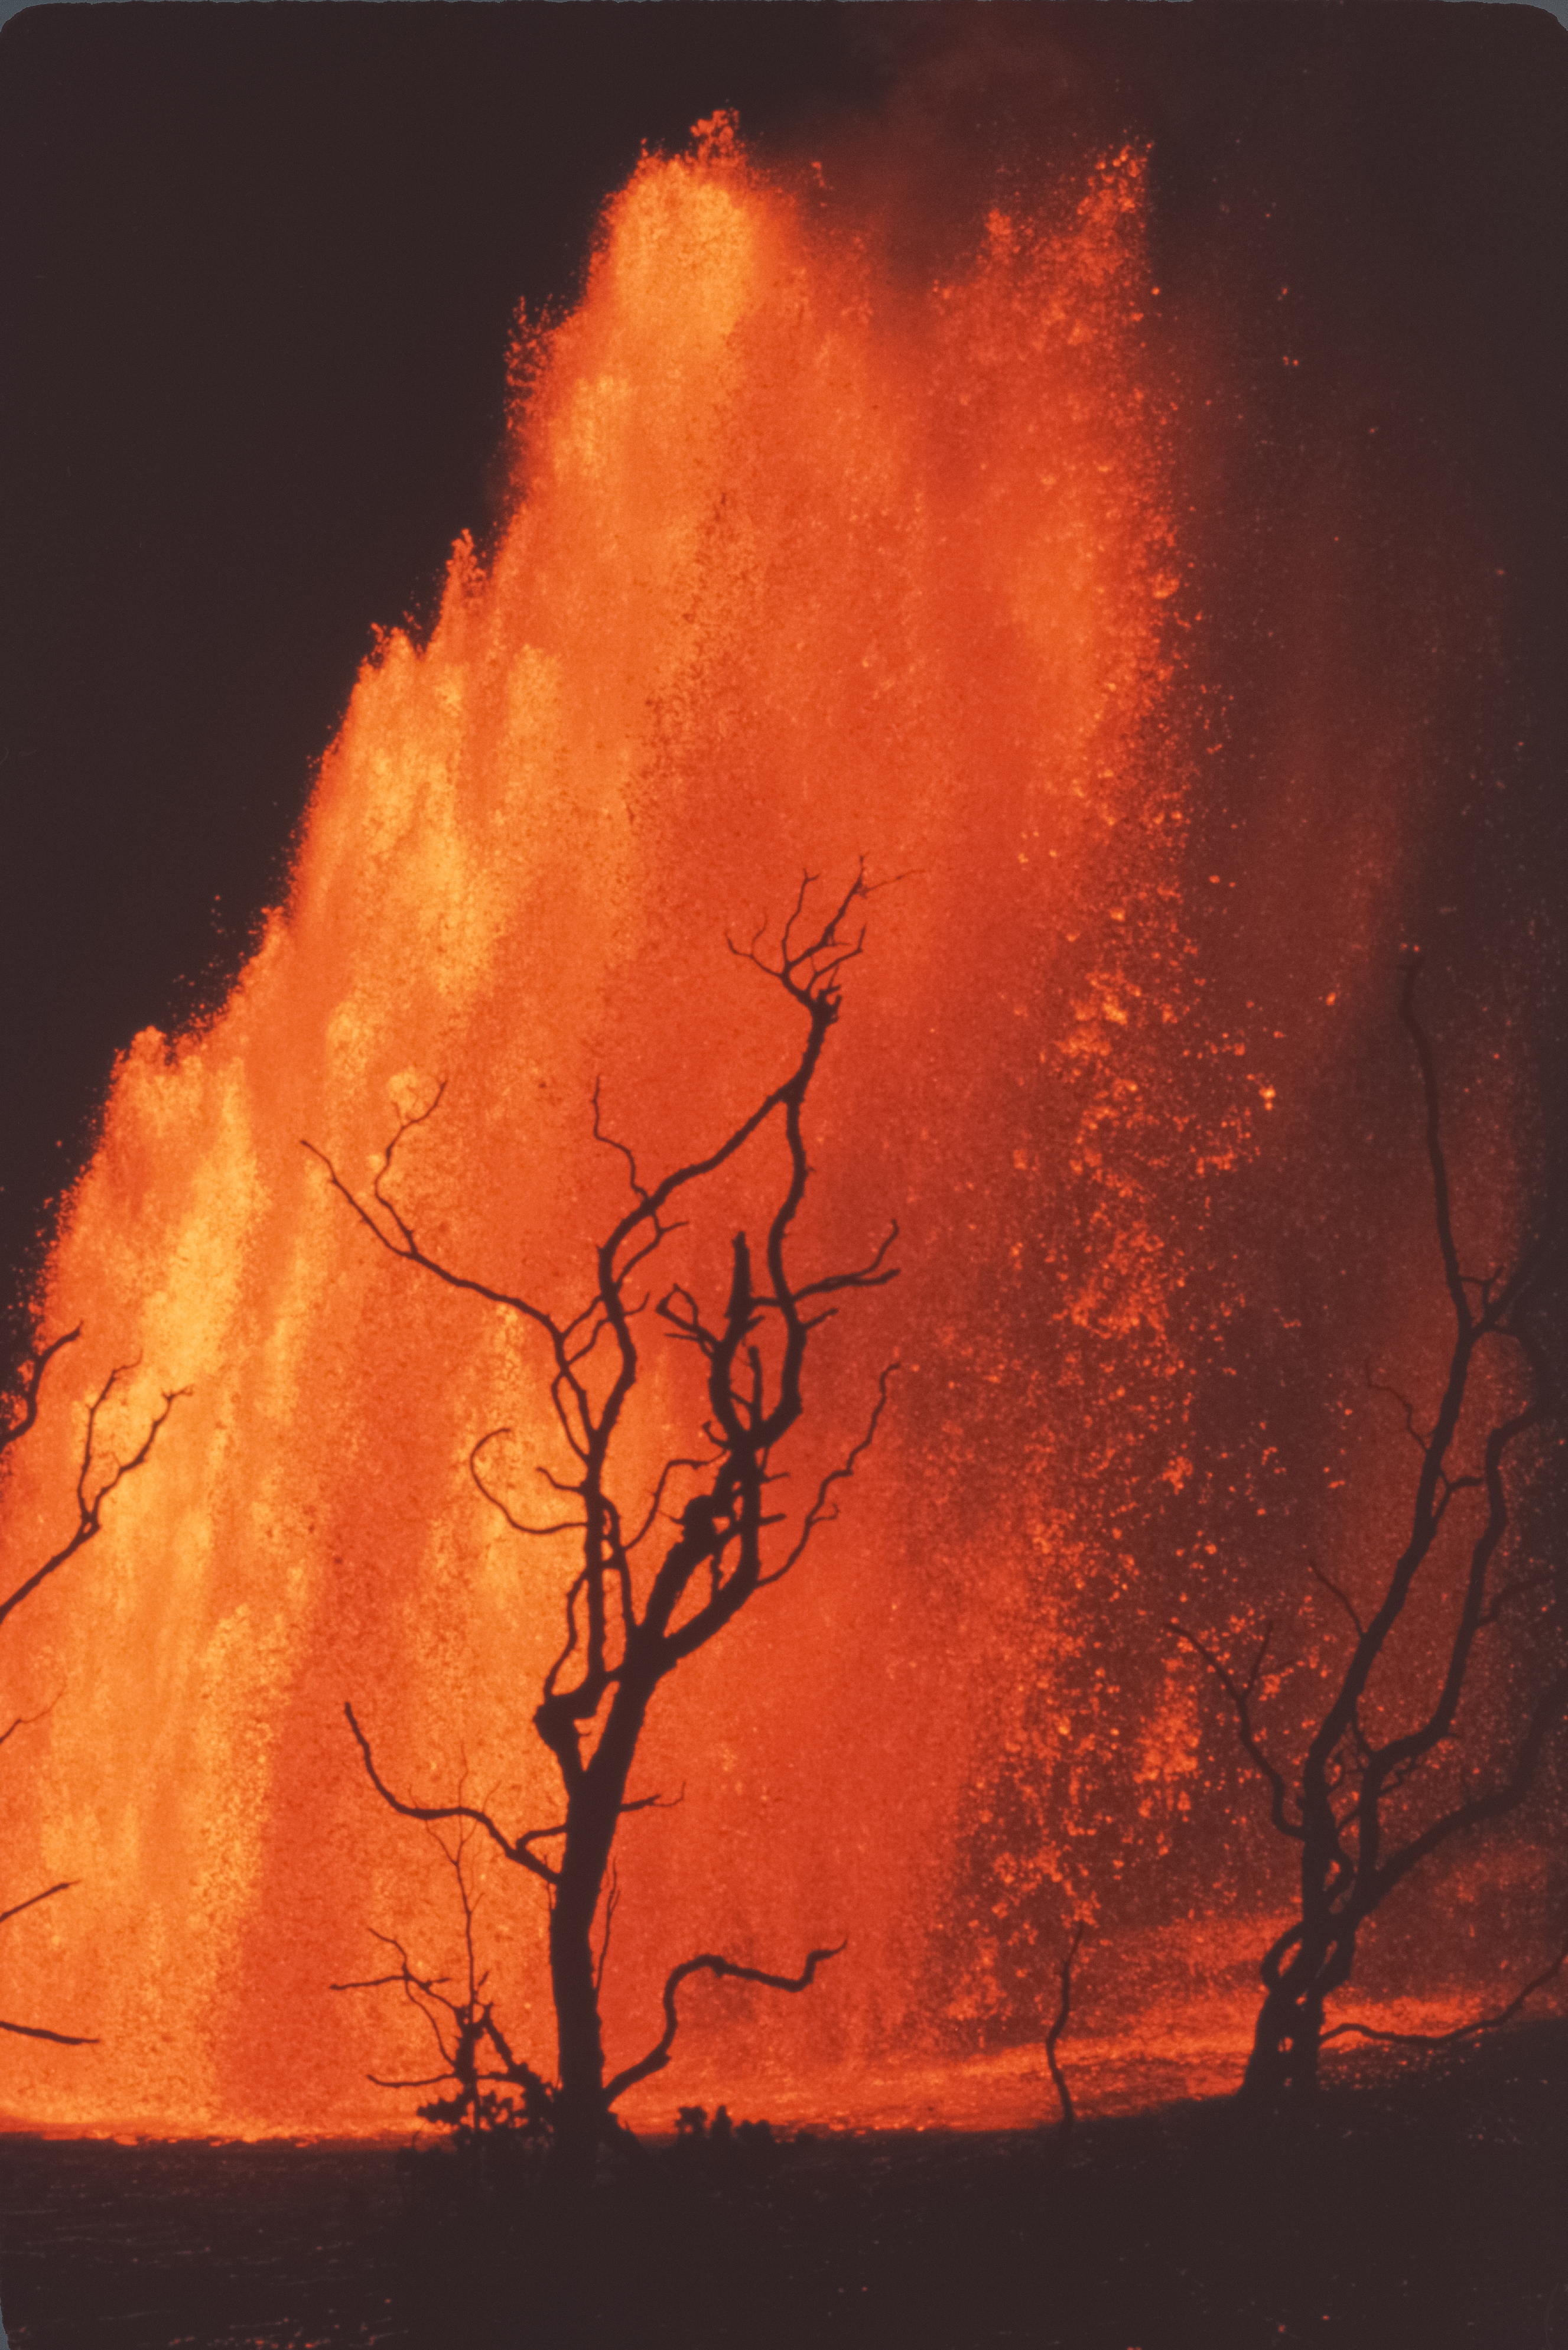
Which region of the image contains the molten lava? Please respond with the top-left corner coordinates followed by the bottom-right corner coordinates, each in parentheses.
top-left (0, 116), bottom-right (1540, 2142)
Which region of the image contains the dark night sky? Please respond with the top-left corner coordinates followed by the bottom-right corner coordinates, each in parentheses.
top-left (0, 0), bottom-right (1564, 1372)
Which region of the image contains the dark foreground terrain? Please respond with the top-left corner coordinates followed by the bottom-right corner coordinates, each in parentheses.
top-left (1, 2020), bottom-right (1565, 2349)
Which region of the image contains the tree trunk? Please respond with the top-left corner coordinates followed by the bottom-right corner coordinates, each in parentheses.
top-left (1238, 1902), bottom-right (1356, 2114)
top-left (544, 1677), bottom-right (655, 2185)
top-left (1237, 1974), bottom-right (1324, 2110)
top-left (548, 1875), bottom-right (607, 2188)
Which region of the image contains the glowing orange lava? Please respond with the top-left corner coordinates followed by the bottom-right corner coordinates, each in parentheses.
top-left (0, 121), bottom-right (1284, 2138)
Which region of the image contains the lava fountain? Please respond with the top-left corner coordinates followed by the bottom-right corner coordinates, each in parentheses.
top-left (0, 113), bottom-right (1525, 2141)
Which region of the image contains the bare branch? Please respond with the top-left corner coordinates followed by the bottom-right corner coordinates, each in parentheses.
top-left (592, 1080), bottom-right (650, 1206)
top-left (0, 2016), bottom-right (99, 2046)
top-left (1171, 1618), bottom-right (1301, 1841)
top-left (603, 1940), bottom-right (847, 2105)
top-left (1478, 1563), bottom-right (1560, 1629)
top-left (1322, 1927), bottom-right (1568, 2050)
top-left (0, 1336), bottom-right (184, 2059)
top-left (1044, 1921), bottom-right (1087, 2132)
top-left (0, 1697), bottom-right (58, 1757)
top-left (0, 1879), bottom-right (78, 1932)
top-left (595, 1864), bottom-right (619, 1995)
top-left (1398, 951), bottom-right (1469, 1335)
top-left (0, 1368), bottom-right (187, 1635)
top-left (343, 1703), bottom-right (559, 1886)
top-left (1364, 1366), bottom-right (1432, 1460)
top-left (1369, 1652), bottom-right (1568, 1909)
top-left (755, 1219), bottom-right (903, 1310)
top-left (0, 1326), bottom-right (80, 1458)
top-left (1305, 1554), bottom-right (1365, 1640)
top-left (618, 1785), bottom-right (683, 1819)
top-left (469, 1430), bottom-right (586, 1538)
top-left (302, 1126), bottom-right (568, 1359)
top-left (624, 1454), bottom-right (713, 1552)
top-left (758, 1360), bottom-right (899, 1589)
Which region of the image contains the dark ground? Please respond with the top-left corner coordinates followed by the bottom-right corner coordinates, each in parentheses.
top-left (1, 2019), bottom-right (1565, 2349)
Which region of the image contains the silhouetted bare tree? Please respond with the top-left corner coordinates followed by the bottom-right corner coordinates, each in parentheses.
top-left (332, 1818), bottom-right (559, 2156)
top-left (0, 1326), bottom-right (183, 2046)
top-left (1044, 1920), bottom-right (1087, 2133)
top-left (312, 870), bottom-right (897, 2180)
top-left (1176, 957), bottom-right (1568, 2113)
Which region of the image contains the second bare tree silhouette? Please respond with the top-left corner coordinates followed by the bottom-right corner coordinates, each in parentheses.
top-left (1177, 958), bottom-right (1568, 2113)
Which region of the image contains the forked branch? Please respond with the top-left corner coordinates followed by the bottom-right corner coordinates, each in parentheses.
top-left (1171, 1617), bottom-right (1300, 1841)
top-left (0, 1357), bottom-right (187, 1634)
top-left (344, 1701), bottom-right (563, 1887)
